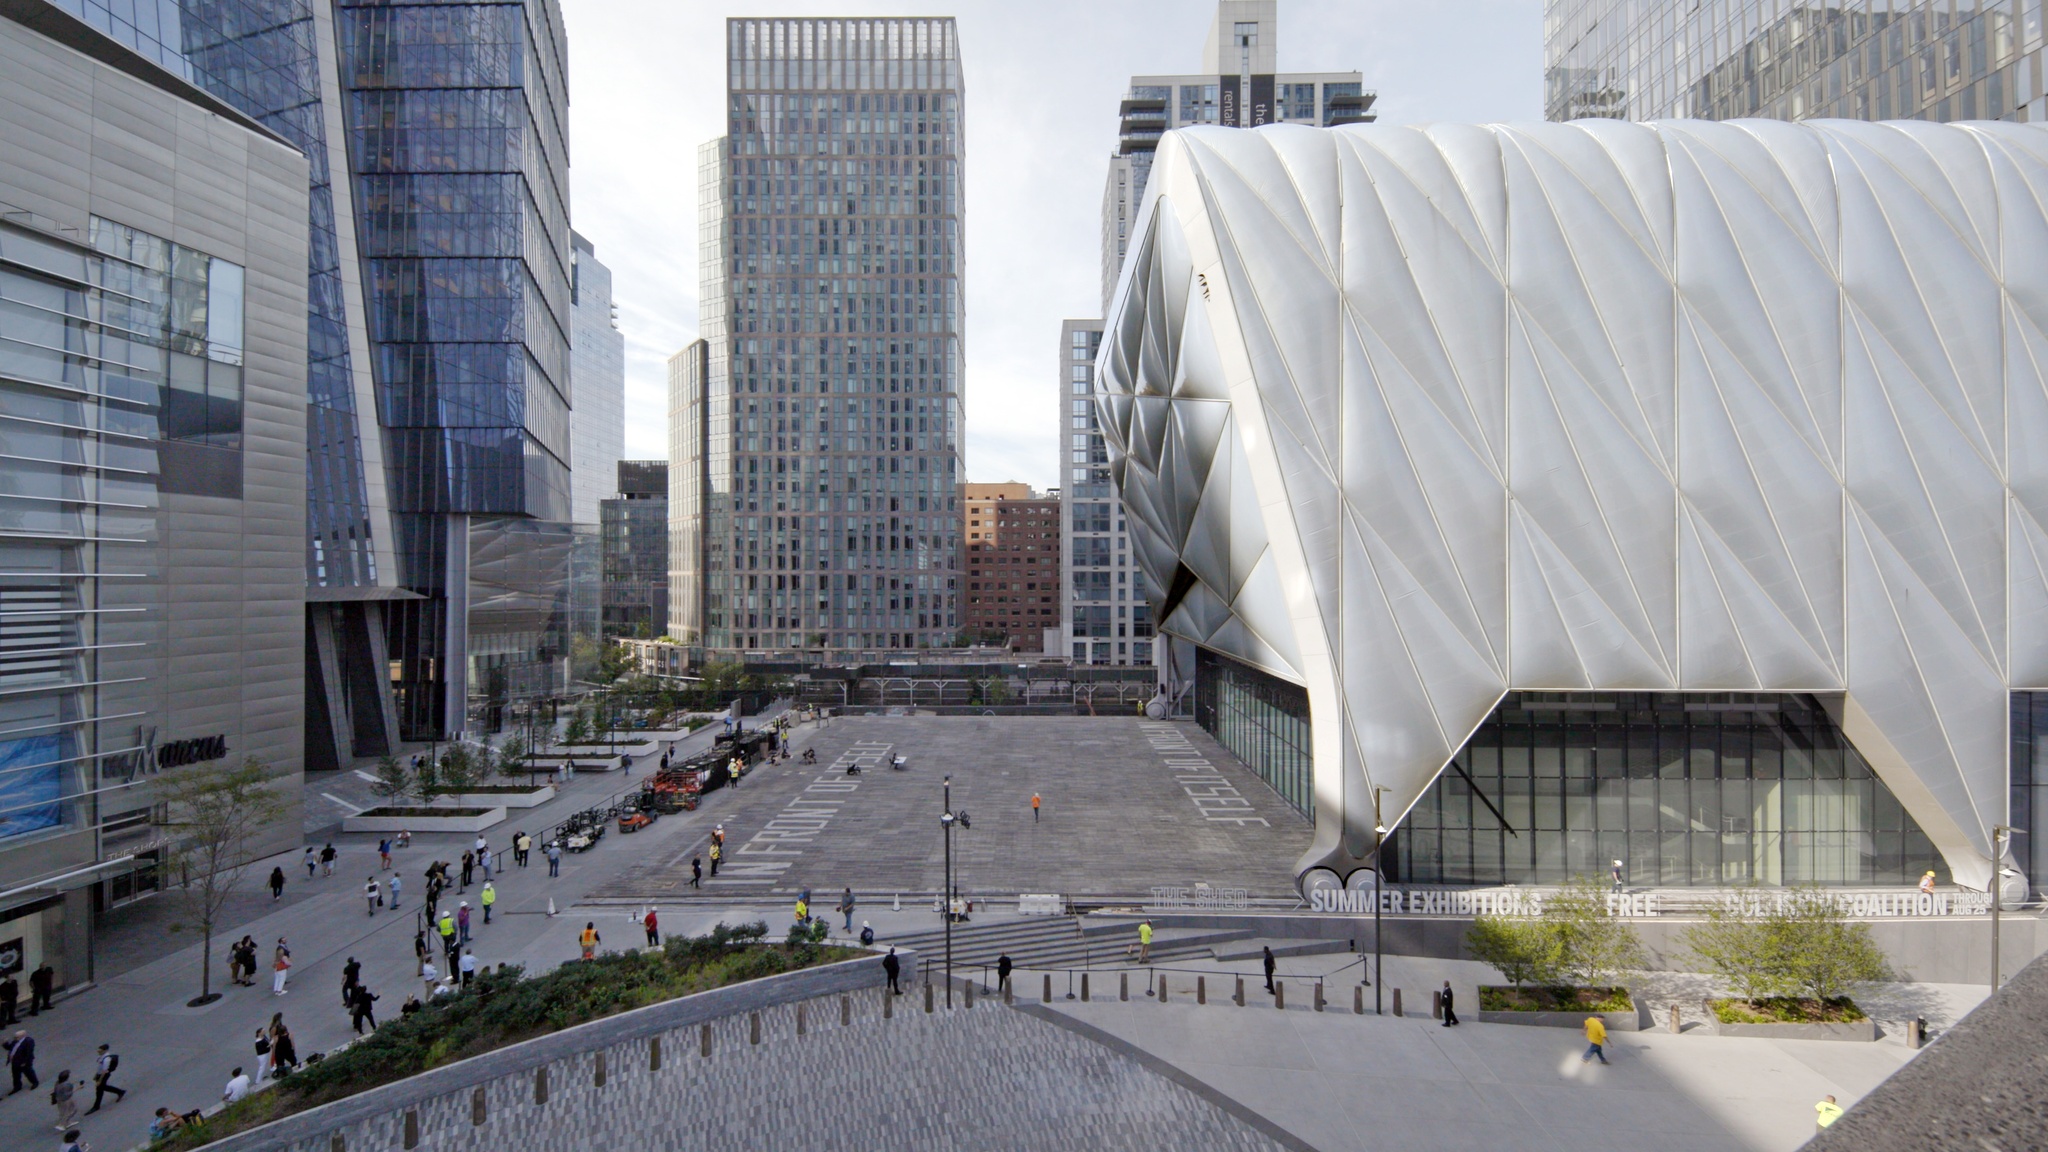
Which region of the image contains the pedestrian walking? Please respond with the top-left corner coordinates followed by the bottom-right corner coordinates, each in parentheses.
top-left (1032, 793), bottom-right (1040, 822)
top-left (420, 960), bottom-right (438, 998)
top-left (1815, 1095), bottom-right (1844, 1130)
top-left (997, 954), bottom-right (1013, 996)
top-left (839, 887), bottom-right (856, 932)
top-left (347, 984), bottom-right (378, 1034)
top-left (233, 937), bottom-right (258, 986)
top-left (84, 1044), bottom-right (123, 1112)
top-left (414, 929), bottom-right (430, 976)
top-left (1610, 859), bottom-right (1624, 892)
top-left (708, 842), bottom-right (721, 877)
top-left (643, 908), bottom-right (660, 948)
top-left (27, 963), bottom-right (52, 1014)
top-left (378, 838), bottom-right (392, 870)
top-left (387, 873), bottom-right (402, 911)
top-left (50, 1069), bottom-right (77, 1130)
top-left (271, 939), bottom-right (292, 996)
top-left (547, 841), bottom-right (562, 878)
top-left (7, 1029), bottom-right (38, 1093)
top-left (320, 842), bottom-right (337, 877)
top-left (481, 880), bottom-right (496, 924)
top-left (269, 866), bottom-right (286, 901)
top-left (690, 857), bottom-right (702, 888)
top-left (474, 833), bottom-right (488, 862)
top-left (301, 847), bottom-right (316, 879)
top-left (0, 972), bottom-right (17, 1025)
top-left (1440, 981), bottom-right (1459, 1027)
top-left (480, 848), bottom-right (494, 883)
top-left (516, 832), bottom-right (532, 867)
top-left (882, 948), bottom-right (901, 994)
top-left (268, 1017), bottom-right (298, 1075)
top-left (459, 949), bottom-right (477, 987)
top-left (364, 876), bottom-right (381, 916)
top-left (794, 897), bottom-right (809, 925)
top-left (341, 956), bottom-right (362, 1004)
top-left (60, 1126), bottom-right (84, 1152)
top-left (1136, 921), bottom-right (1152, 963)
top-left (1262, 946), bottom-right (1276, 993)
top-left (1582, 1015), bottom-right (1610, 1064)
top-left (457, 902), bottom-right (471, 944)
top-left (460, 850), bottom-right (474, 891)
top-left (251, 1028), bottom-right (273, 1082)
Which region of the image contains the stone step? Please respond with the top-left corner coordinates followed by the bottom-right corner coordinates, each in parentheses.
top-left (1210, 938), bottom-right (1355, 963)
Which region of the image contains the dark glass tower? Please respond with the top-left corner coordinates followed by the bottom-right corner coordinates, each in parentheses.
top-left (335, 0), bottom-right (572, 738)
top-left (691, 17), bottom-right (965, 655)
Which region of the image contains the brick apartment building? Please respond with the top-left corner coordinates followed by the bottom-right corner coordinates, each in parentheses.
top-left (961, 483), bottom-right (1061, 651)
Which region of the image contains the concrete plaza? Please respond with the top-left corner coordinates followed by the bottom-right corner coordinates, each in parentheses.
top-left (592, 715), bottom-right (1315, 904)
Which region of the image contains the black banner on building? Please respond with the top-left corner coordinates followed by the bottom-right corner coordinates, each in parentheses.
top-left (1220, 74), bottom-right (1240, 126)
top-left (1250, 75), bottom-right (1274, 126)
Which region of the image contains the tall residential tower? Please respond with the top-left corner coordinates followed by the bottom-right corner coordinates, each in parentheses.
top-left (680, 17), bottom-right (966, 655)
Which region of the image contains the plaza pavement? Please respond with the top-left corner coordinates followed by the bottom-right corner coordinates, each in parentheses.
top-left (591, 714), bottom-right (1314, 903)
top-left (0, 711), bottom-right (1975, 1152)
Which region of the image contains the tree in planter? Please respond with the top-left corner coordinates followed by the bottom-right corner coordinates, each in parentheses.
top-left (369, 755), bottom-right (412, 805)
top-left (563, 705), bottom-right (593, 747)
top-left (1545, 875), bottom-right (1647, 988)
top-left (494, 736), bottom-right (531, 782)
top-left (1776, 887), bottom-right (1892, 1002)
top-left (437, 744), bottom-right (486, 795)
top-left (153, 757), bottom-right (289, 1006)
top-left (1687, 887), bottom-right (1891, 1009)
top-left (1465, 914), bottom-right (1561, 991)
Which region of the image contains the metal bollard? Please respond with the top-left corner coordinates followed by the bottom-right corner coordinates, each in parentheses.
top-left (749, 1013), bottom-right (760, 1045)
top-left (1432, 989), bottom-right (1443, 1019)
top-left (924, 982), bottom-right (933, 1013)
top-left (1354, 985), bottom-right (1364, 1015)
top-left (964, 980), bottom-right (974, 1009)
top-left (797, 1002), bottom-right (807, 1035)
top-left (701, 1023), bottom-right (712, 1056)
top-left (1669, 1004), bottom-right (1680, 1034)
top-left (1235, 976), bottom-right (1245, 1006)
top-left (1275, 981), bottom-right (1285, 1009)
top-left (842, 994), bottom-right (851, 1027)
top-left (1315, 982), bottom-right (1324, 1012)
top-left (1159, 975), bottom-right (1168, 1003)
top-left (1121, 972), bottom-right (1130, 1001)
top-left (1198, 976), bottom-right (1207, 1005)
top-left (1043, 973), bottom-right (1052, 1003)
top-left (649, 1036), bottom-right (661, 1071)
top-left (1081, 972), bottom-right (1090, 1002)
top-left (1392, 988), bottom-right (1403, 1017)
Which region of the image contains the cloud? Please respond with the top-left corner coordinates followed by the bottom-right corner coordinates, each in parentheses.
top-left (564, 0), bottom-right (1542, 487)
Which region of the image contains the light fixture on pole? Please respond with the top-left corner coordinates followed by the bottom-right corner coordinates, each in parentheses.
top-left (941, 774), bottom-right (956, 1009)
top-left (1373, 787), bottom-right (1386, 1017)
top-left (1990, 824), bottom-right (2011, 991)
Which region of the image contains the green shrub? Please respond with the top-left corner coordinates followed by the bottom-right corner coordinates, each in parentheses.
top-left (1709, 996), bottom-right (1867, 1025)
top-left (1464, 876), bottom-right (1644, 991)
top-left (154, 926), bottom-right (851, 1150)
top-left (1478, 985), bottom-right (1634, 1013)
top-left (1683, 886), bottom-right (1893, 1007)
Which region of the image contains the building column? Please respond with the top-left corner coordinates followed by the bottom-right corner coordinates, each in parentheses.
top-left (341, 602), bottom-right (399, 757)
top-left (305, 606), bottom-right (351, 774)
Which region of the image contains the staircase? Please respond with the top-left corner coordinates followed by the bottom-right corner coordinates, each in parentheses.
top-left (879, 917), bottom-right (1256, 973)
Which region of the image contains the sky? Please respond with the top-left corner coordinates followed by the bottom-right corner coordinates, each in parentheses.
top-left (563, 0), bottom-right (1543, 492)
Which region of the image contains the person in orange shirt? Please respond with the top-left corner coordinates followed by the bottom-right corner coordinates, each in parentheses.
top-left (1031, 793), bottom-right (1041, 823)
top-left (578, 922), bottom-right (600, 960)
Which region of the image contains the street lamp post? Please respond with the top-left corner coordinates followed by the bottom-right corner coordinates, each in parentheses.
top-left (941, 775), bottom-right (956, 1008)
top-left (1373, 787), bottom-right (1386, 1017)
top-left (1990, 824), bottom-right (2011, 991)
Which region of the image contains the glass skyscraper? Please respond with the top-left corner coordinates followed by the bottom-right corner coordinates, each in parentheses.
top-left (1546, 0), bottom-right (2047, 124)
top-left (681, 17), bottom-right (965, 655)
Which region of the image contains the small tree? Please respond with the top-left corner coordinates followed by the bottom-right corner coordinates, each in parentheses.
top-left (369, 755), bottom-right (412, 804)
top-left (563, 706), bottom-right (593, 746)
top-left (412, 755), bottom-right (439, 805)
top-left (1773, 887), bottom-right (1893, 1002)
top-left (1544, 875), bottom-right (1646, 987)
top-left (153, 757), bottom-right (289, 1006)
top-left (1465, 914), bottom-right (1560, 990)
top-left (1682, 896), bottom-right (1786, 1003)
top-left (495, 736), bottom-right (530, 780)
top-left (438, 744), bottom-right (485, 794)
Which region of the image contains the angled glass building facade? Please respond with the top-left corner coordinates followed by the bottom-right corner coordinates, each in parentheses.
top-left (681, 17), bottom-right (965, 655)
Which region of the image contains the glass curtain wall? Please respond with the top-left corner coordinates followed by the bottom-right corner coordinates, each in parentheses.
top-left (2008, 692), bottom-right (2048, 901)
top-left (1194, 647), bottom-right (1312, 817)
top-left (1387, 692), bottom-right (1950, 888)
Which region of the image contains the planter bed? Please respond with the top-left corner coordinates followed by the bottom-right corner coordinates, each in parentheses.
top-left (342, 806), bottom-right (506, 833)
top-left (525, 754), bottom-right (622, 771)
top-left (427, 785), bottom-right (555, 809)
top-left (1476, 985), bottom-right (1645, 1031)
top-left (1705, 997), bottom-right (1876, 1041)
